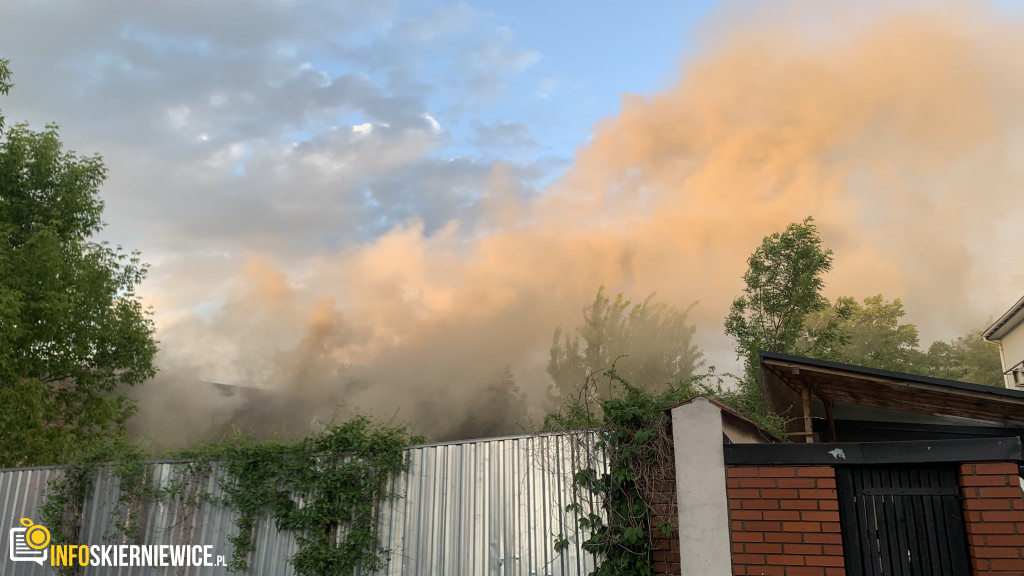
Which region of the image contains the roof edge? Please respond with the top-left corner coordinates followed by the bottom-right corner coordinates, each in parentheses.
top-left (984, 293), bottom-right (1024, 341)
top-left (758, 350), bottom-right (1024, 400)
top-left (666, 396), bottom-right (783, 443)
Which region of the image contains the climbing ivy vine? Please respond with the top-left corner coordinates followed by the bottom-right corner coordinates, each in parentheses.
top-left (548, 369), bottom-right (786, 576)
top-left (199, 416), bottom-right (414, 575)
top-left (40, 438), bottom-right (151, 576)
top-left (41, 416), bottom-right (418, 576)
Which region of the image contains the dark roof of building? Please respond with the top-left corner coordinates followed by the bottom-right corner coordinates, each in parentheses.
top-left (760, 351), bottom-right (1024, 429)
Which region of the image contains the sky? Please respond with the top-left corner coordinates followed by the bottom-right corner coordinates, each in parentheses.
top-left (0, 1), bottom-right (718, 296)
top-left (3, 0), bottom-right (1024, 443)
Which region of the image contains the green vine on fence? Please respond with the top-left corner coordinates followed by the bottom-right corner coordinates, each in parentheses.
top-left (549, 368), bottom-right (786, 576)
top-left (40, 438), bottom-right (151, 576)
top-left (41, 415), bottom-right (418, 576)
top-left (196, 416), bottom-right (414, 575)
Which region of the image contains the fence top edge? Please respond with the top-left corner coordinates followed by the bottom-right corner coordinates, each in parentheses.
top-left (0, 428), bottom-right (606, 474)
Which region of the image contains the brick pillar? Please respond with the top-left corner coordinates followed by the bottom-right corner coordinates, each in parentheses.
top-left (651, 477), bottom-right (681, 576)
top-left (727, 465), bottom-right (845, 576)
top-left (959, 461), bottom-right (1024, 575)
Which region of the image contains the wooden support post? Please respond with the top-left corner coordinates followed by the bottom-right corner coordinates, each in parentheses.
top-left (801, 383), bottom-right (813, 443)
top-left (823, 399), bottom-right (837, 442)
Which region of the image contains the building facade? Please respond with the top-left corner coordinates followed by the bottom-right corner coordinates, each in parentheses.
top-left (984, 294), bottom-right (1024, 388)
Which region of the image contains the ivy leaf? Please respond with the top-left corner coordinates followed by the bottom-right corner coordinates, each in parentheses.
top-left (554, 535), bottom-right (570, 553)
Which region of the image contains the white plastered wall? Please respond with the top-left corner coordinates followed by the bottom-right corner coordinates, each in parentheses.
top-left (670, 398), bottom-right (734, 575)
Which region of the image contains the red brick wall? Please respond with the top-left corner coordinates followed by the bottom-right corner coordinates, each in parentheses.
top-left (650, 476), bottom-right (681, 576)
top-left (727, 465), bottom-right (845, 576)
top-left (959, 461), bottom-right (1024, 575)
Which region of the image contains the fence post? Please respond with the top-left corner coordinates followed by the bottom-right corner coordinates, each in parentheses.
top-left (670, 398), bottom-right (734, 575)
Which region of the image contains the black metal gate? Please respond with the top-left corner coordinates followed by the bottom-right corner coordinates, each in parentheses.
top-left (836, 464), bottom-right (970, 576)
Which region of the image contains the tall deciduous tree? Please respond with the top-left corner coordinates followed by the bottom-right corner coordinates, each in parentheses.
top-left (549, 287), bottom-right (703, 401)
top-left (725, 215), bottom-right (1001, 395)
top-left (725, 217), bottom-right (839, 398)
top-left (923, 330), bottom-right (1003, 387)
top-left (804, 295), bottom-right (1002, 386)
top-left (0, 60), bottom-right (157, 467)
top-left (803, 295), bottom-right (922, 372)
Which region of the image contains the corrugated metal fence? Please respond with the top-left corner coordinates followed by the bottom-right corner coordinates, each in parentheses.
top-left (1, 431), bottom-right (605, 576)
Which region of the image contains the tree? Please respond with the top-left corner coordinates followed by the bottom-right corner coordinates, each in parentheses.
top-left (0, 59), bottom-right (10, 133)
top-left (805, 294), bottom-right (1002, 386)
top-left (549, 287), bottom-right (703, 401)
top-left (802, 295), bottom-right (922, 372)
top-left (450, 366), bottom-right (530, 439)
top-left (0, 60), bottom-right (157, 467)
top-left (923, 330), bottom-right (1003, 387)
top-left (725, 217), bottom-right (840, 396)
top-left (724, 215), bottom-right (1002, 395)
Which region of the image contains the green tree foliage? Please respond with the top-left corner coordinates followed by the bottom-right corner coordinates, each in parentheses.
top-left (725, 217), bottom-right (840, 399)
top-left (726, 216), bottom-right (1003, 406)
top-left (803, 295), bottom-right (920, 372)
top-left (805, 295), bottom-right (1002, 386)
top-left (0, 60), bottom-right (157, 467)
top-left (0, 58), bottom-right (11, 133)
top-left (923, 330), bottom-right (1003, 387)
top-left (549, 287), bottom-right (703, 401)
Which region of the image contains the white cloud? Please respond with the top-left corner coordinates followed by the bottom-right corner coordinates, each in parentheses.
top-left (423, 113), bottom-right (441, 132)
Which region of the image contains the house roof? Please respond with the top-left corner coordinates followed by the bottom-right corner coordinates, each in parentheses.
top-left (984, 293), bottom-right (1024, 341)
top-left (666, 396), bottom-right (783, 443)
top-left (760, 351), bottom-right (1024, 428)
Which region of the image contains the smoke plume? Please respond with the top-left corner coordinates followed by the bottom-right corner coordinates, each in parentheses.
top-left (134, 1), bottom-right (1024, 448)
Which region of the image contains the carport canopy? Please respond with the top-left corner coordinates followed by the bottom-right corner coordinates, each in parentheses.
top-left (760, 351), bottom-right (1024, 442)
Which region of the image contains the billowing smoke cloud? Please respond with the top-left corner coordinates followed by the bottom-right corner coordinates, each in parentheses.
top-left (136, 1), bottom-right (1024, 447)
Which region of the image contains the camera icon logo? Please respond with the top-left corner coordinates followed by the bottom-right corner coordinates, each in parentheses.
top-left (9, 518), bottom-right (49, 566)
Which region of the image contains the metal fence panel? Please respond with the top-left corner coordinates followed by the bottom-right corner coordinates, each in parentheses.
top-left (1, 467), bottom-right (62, 576)
top-left (1, 432), bottom-right (604, 576)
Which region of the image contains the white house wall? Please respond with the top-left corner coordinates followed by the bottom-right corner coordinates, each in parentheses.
top-left (998, 321), bottom-right (1024, 388)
